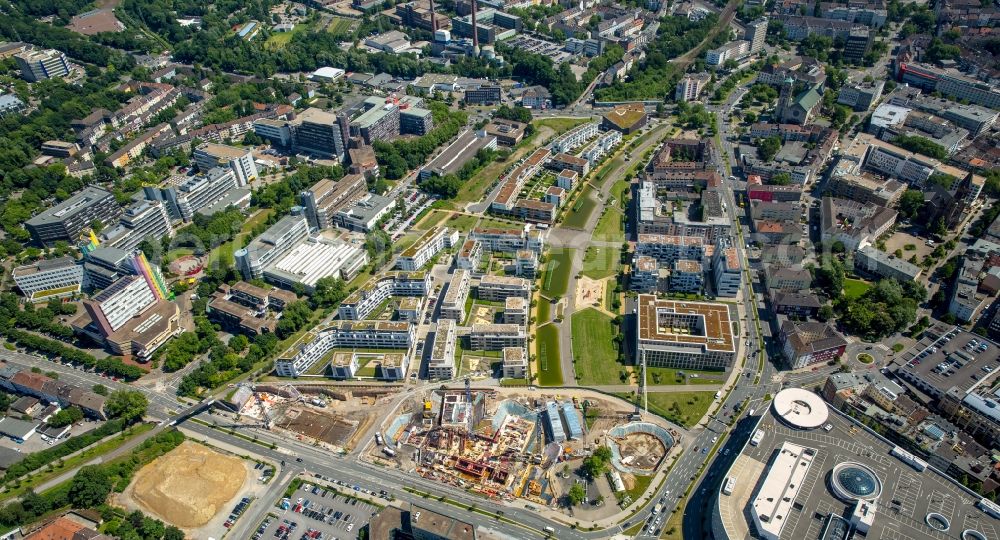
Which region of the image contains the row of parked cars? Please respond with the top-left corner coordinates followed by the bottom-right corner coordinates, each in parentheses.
top-left (224, 496), bottom-right (252, 529)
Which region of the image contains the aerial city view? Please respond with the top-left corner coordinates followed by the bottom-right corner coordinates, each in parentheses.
top-left (0, 0), bottom-right (998, 537)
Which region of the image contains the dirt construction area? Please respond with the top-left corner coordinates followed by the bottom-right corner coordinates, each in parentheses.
top-left (123, 441), bottom-right (251, 529)
top-left (613, 432), bottom-right (667, 471)
top-left (276, 407), bottom-right (359, 448)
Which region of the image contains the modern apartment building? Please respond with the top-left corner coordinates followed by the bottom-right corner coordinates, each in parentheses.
top-left (275, 321), bottom-right (414, 377)
top-left (338, 271), bottom-right (430, 320)
top-left (12, 257), bottom-right (83, 300)
top-left (503, 297), bottom-right (528, 325)
top-left (712, 247), bottom-right (742, 297)
top-left (26, 186), bottom-right (120, 246)
top-left (635, 234), bottom-right (706, 265)
top-left (235, 215), bottom-right (310, 280)
top-left (470, 226), bottom-right (545, 253)
top-left (469, 324), bottom-right (527, 350)
top-left (478, 275), bottom-right (530, 301)
top-left (193, 143), bottom-right (259, 187)
top-left (440, 269), bottom-right (471, 321)
top-left (396, 226), bottom-right (452, 271)
top-left (428, 319), bottom-right (457, 379)
top-left (675, 73), bottom-right (712, 102)
top-left (455, 239), bottom-right (483, 272)
top-left (502, 347), bottom-right (528, 379)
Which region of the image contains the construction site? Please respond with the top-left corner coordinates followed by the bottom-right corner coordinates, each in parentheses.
top-left (225, 382), bottom-right (391, 452)
top-left (365, 385), bottom-right (679, 512)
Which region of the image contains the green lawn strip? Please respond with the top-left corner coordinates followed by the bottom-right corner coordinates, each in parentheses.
top-left (645, 367), bottom-right (724, 386)
top-left (563, 186), bottom-right (597, 229)
top-left (843, 278), bottom-right (872, 300)
top-left (536, 323), bottom-right (563, 386)
top-left (594, 157), bottom-right (624, 186)
top-left (624, 474), bottom-right (654, 504)
top-left (615, 391), bottom-right (715, 428)
top-left (326, 17), bottom-right (354, 35)
top-left (537, 297), bottom-right (552, 324)
top-left (535, 117), bottom-right (590, 134)
top-left (264, 22), bottom-right (310, 49)
top-left (594, 208), bottom-right (625, 242)
top-left (541, 249), bottom-right (574, 298)
top-left (0, 423), bottom-right (154, 503)
top-left (442, 212), bottom-right (481, 232)
top-left (581, 245), bottom-right (620, 280)
top-left (571, 309), bottom-right (622, 386)
top-left (414, 209), bottom-right (452, 230)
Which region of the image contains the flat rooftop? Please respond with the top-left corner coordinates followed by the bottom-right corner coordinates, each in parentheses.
top-left (635, 295), bottom-right (735, 353)
top-left (716, 395), bottom-right (998, 540)
top-left (893, 327), bottom-right (1000, 397)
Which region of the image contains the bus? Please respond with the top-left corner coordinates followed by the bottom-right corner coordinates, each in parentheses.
top-left (750, 429), bottom-right (764, 446)
top-left (722, 477), bottom-right (736, 496)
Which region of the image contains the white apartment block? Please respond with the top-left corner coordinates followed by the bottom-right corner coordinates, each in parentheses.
top-left (428, 319), bottom-right (457, 379)
top-left (337, 271), bottom-right (430, 320)
top-left (193, 143), bottom-right (259, 187)
top-left (581, 130), bottom-right (622, 165)
top-left (675, 73), bottom-right (712, 102)
top-left (550, 122), bottom-right (599, 154)
top-left (12, 257), bottom-right (83, 300)
top-left (440, 269), bottom-right (471, 321)
top-left (478, 275), bottom-right (530, 302)
top-left (713, 247), bottom-right (742, 297)
top-left (275, 321), bottom-right (414, 377)
top-left (396, 226), bottom-right (451, 271)
top-left (502, 347), bottom-right (528, 379)
top-left (455, 239), bottom-right (483, 272)
top-left (469, 323), bottom-right (527, 350)
top-left (503, 296), bottom-right (528, 325)
top-left (556, 170), bottom-right (579, 191)
top-left (706, 40), bottom-right (749, 66)
top-left (471, 226), bottom-right (545, 254)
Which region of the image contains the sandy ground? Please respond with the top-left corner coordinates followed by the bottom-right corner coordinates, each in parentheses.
top-left (883, 230), bottom-right (933, 263)
top-left (575, 276), bottom-right (605, 310)
top-left (123, 441), bottom-right (250, 529)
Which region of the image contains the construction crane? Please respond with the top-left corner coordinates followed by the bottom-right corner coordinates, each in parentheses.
top-left (465, 377), bottom-right (473, 437)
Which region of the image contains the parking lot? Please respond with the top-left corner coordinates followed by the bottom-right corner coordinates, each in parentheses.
top-left (254, 479), bottom-right (384, 540)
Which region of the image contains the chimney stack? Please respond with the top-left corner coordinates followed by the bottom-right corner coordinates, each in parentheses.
top-left (429, 0), bottom-right (438, 32)
top-left (471, 0), bottom-right (479, 50)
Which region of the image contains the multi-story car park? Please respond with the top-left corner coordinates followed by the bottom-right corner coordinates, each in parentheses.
top-left (635, 295), bottom-right (736, 370)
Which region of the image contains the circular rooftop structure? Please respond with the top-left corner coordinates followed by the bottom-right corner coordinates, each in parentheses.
top-left (962, 530), bottom-right (987, 540)
top-left (772, 388), bottom-right (829, 429)
top-left (926, 513), bottom-right (951, 532)
top-left (830, 462), bottom-right (882, 502)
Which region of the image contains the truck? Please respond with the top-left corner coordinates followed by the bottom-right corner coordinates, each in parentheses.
top-left (652, 503), bottom-right (663, 515)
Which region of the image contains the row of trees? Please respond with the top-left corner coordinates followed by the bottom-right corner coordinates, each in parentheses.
top-left (373, 103), bottom-right (468, 180)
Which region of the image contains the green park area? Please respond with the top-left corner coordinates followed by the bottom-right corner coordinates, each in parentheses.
top-left (562, 186), bottom-right (597, 229)
top-left (594, 208), bottom-right (625, 242)
top-left (581, 246), bottom-right (620, 280)
top-left (844, 278), bottom-right (872, 300)
top-left (616, 391), bottom-right (715, 428)
top-left (572, 309), bottom-right (621, 386)
top-left (541, 249), bottom-right (574, 298)
top-left (200, 208), bottom-right (273, 269)
top-left (536, 323), bottom-right (563, 386)
top-left (646, 367), bottom-right (722, 385)
top-left (264, 23), bottom-right (309, 49)
top-left (326, 16), bottom-right (355, 35)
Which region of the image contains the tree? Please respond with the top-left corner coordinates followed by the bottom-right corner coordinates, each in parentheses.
top-left (894, 135), bottom-right (947, 160)
top-left (311, 276), bottom-right (347, 309)
top-left (818, 304), bottom-right (834, 321)
top-left (568, 482), bottom-right (587, 505)
top-left (897, 189), bottom-right (925, 220)
top-left (47, 406), bottom-right (83, 428)
top-left (68, 465), bottom-right (112, 507)
top-left (757, 136), bottom-right (782, 161)
top-left (770, 172), bottom-right (792, 185)
top-left (164, 527), bottom-right (185, 540)
top-left (106, 390), bottom-right (148, 423)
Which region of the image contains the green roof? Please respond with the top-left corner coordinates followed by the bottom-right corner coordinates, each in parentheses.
top-left (795, 87), bottom-right (822, 112)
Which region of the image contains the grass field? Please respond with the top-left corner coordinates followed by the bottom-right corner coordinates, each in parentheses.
top-left (563, 186), bottom-right (597, 229)
top-left (610, 179), bottom-right (631, 209)
top-left (414, 209), bottom-right (452, 230)
top-left (843, 278), bottom-right (872, 300)
top-left (535, 117), bottom-right (590, 134)
top-left (205, 208), bottom-right (273, 270)
top-left (265, 23), bottom-right (308, 49)
top-left (646, 367), bottom-right (723, 385)
top-left (541, 249), bottom-right (574, 298)
top-left (536, 323), bottom-right (563, 386)
top-left (537, 297), bottom-right (551, 324)
top-left (594, 208), bottom-right (625, 242)
top-left (571, 308), bottom-right (621, 386)
top-left (594, 157), bottom-right (624, 187)
top-left (581, 246), bottom-right (620, 279)
top-left (325, 16), bottom-right (355, 36)
top-left (617, 391), bottom-right (715, 428)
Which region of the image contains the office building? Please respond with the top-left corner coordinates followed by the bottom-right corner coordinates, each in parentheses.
top-left (827, 174), bottom-right (905, 207)
top-left (464, 85), bottom-right (502, 104)
top-left (675, 73), bottom-right (712, 102)
top-left (235, 215), bottom-right (310, 280)
top-left (15, 49), bottom-right (70, 82)
top-left (396, 226), bottom-right (452, 271)
top-left (98, 200), bottom-right (173, 253)
top-left (706, 40), bottom-right (750, 66)
top-left (193, 143), bottom-right (259, 186)
top-left (770, 290), bottom-right (822, 317)
top-left (635, 295), bottom-right (736, 370)
top-left (897, 62), bottom-right (1000, 110)
top-left (469, 324), bottom-right (527, 350)
top-left (12, 257), bottom-right (83, 301)
top-left (400, 106), bottom-right (434, 136)
top-left (764, 265), bottom-right (812, 290)
top-left (440, 269), bottom-right (471, 321)
top-left (300, 174), bottom-right (368, 230)
top-left (820, 196), bottom-right (897, 251)
top-left (712, 246), bottom-right (742, 297)
top-left (779, 320), bottom-right (847, 369)
top-left (334, 194), bottom-right (395, 232)
top-left (82, 275), bottom-right (154, 335)
top-left (428, 319), bottom-right (457, 379)
top-left (838, 80), bottom-right (884, 111)
top-left (670, 259), bottom-right (705, 293)
top-left (478, 275), bottom-right (530, 301)
top-left (451, 8), bottom-right (521, 44)
top-left (293, 108), bottom-right (349, 160)
top-left (602, 104), bottom-right (647, 134)
top-left (485, 120), bottom-right (526, 146)
top-left (26, 186), bottom-right (120, 246)
top-left (275, 321), bottom-right (414, 377)
top-left (854, 245), bottom-right (922, 282)
top-left (253, 118), bottom-right (293, 147)
top-left (338, 271), bottom-right (430, 320)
